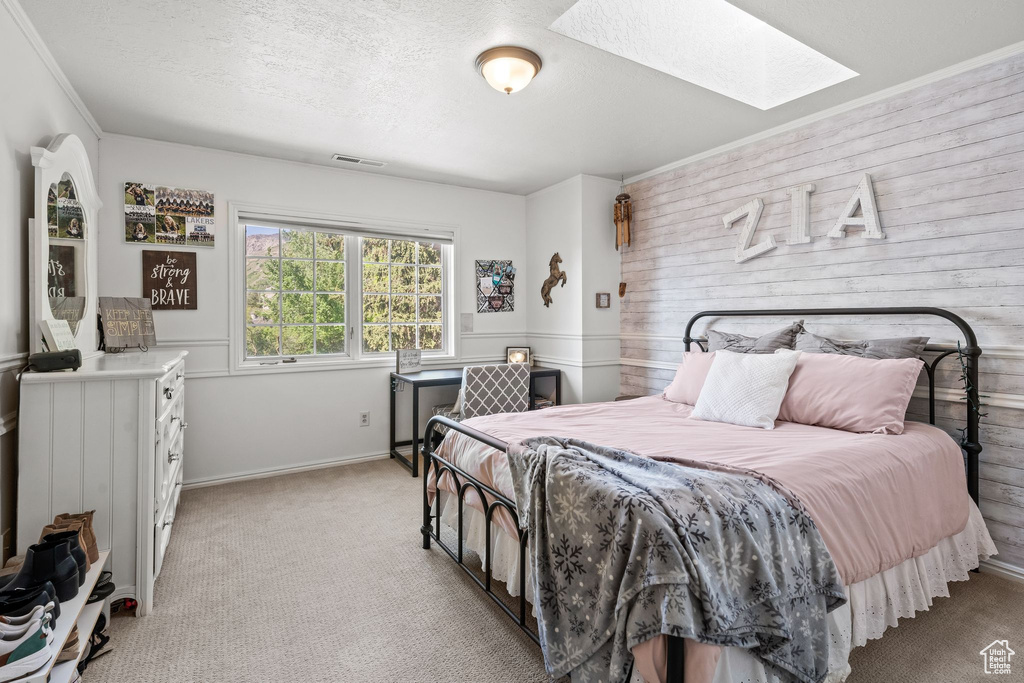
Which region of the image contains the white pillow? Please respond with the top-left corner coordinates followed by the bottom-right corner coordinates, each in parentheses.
top-left (690, 350), bottom-right (801, 429)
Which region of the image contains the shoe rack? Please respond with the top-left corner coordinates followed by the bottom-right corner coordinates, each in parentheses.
top-left (21, 550), bottom-right (109, 683)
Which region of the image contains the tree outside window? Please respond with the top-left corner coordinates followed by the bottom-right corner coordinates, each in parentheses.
top-left (361, 237), bottom-right (443, 353)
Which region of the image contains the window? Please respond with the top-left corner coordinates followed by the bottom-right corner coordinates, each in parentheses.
top-left (361, 237), bottom-right (443, 353)
top-left (239, 217), bottom-right (451, 366)
top-left (245, 226), bottom-right (347, 357)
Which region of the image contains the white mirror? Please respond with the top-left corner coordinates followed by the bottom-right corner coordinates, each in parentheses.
top-left (30, 134), bottom-right (102, 356)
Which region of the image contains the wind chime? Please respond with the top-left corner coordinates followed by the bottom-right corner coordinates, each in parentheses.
top-left (613, 183), bottom-right (632, 250)
top-left (614, 179), bottom-right (632, 299)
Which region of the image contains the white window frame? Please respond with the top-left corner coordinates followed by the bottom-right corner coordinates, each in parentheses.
top-left (228, 202), bottom-right (458, 374)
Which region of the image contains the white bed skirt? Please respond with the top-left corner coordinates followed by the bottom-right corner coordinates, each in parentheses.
top-left (437, 493), bottom-right (996, 682)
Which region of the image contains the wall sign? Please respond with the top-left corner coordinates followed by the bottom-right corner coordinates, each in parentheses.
top-left (396, 348), bottom-right (422, 373)
top-left (124, 182), bottom-right (215, 247)
top-left (724, 173), bottom-right (884, 264)
top-left (476, 259), bottom-right (516, 312)
top-left (99, 297), bottom-right (157, 351)
top-left (143, 250), bottom-right (197, 310)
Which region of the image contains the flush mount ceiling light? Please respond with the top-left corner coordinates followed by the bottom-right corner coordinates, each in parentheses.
top-left (476, 46), bottom-right (542, 94)
top-left (551, 0), bottom-right (857, 110)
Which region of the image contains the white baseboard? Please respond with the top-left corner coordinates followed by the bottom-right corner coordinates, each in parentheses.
top-left (182, 451), bottom-right (390, 490)
top-left (980, 558), bottom-right (1024, 584)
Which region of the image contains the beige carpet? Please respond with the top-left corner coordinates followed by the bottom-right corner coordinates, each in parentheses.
top-left (84, 459), bottom-right (1024, 683)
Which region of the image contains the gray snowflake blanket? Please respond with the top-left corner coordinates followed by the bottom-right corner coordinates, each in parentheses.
top-left (506, 437), bottom-right (846, 683)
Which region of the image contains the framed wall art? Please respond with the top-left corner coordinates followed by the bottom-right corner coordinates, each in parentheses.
top-left (125, 182), bottom-right (215, 247)
top-left (476, 259), bottom-right (515, 313)
top-left (143, 250), bottom-right (197, 310)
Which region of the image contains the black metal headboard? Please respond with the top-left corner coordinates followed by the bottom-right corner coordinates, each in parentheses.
top-left (683, 307), bottom-right (982, 505)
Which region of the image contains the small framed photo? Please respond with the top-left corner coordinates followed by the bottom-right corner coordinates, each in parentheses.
top-left (506, 346), bottom-right (531, 365)
top-left (595, 292), bottom-right (611, 309)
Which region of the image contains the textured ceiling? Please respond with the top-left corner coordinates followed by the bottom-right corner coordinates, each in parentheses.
top-left (22, 0), bottom-right (1024, 194)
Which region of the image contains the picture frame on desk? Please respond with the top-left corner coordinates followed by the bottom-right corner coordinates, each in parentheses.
top-left (396, 348), bottom-right (422, 373)
top-left (506, 346), bottom-right (531, 365)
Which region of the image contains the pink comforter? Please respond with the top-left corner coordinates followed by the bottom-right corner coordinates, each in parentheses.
top-left (431, 396), bottom-right (971, 683)
top-left (435, 395), bottom-right (970, 586)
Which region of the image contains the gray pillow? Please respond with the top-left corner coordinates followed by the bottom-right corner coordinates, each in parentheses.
top-left (706, 322), bottom-right (803, 354)
top-left (795, 330), bottom-right (929, 359)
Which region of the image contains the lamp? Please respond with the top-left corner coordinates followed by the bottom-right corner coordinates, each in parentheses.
top-left (476, 47), bottom-right (542, 94)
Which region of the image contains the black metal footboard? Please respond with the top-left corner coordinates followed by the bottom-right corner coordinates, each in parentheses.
top-left (420, 415), bottom-right (686, 680)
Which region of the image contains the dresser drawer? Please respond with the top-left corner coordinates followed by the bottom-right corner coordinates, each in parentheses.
top-left (154, 463), bottom-right (182, 580)
top-left (155, 390), bottom-right (185, 516)
top-left (157, 360), bottom-right (185, 415)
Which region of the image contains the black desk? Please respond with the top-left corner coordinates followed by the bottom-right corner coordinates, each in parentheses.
top-left (389, 367), bottom-right (562, 477)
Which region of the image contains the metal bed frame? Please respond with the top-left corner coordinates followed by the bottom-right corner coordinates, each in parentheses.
top-left (419, 307), bottom-right (982, 681)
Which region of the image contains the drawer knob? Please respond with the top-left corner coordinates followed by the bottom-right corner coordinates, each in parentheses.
top-left (182, 422), bottom-right (189, 430)
top-left (176, 372), bottom-right (184, 380)
top-left (167, 449), bottom-right (181, 463)
top-left (171, 416), bottom-right (180, 422)
top-left (164, 387), bottom-right (174, 399)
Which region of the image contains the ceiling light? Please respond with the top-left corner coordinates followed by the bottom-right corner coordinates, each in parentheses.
top-left (476, 46), bottom-right (542, 94)
top-left (551, 0), bottom-right (857, 110)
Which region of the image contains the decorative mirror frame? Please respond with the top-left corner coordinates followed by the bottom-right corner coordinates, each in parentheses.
top-left (30, 134), bottom-right (103, 357)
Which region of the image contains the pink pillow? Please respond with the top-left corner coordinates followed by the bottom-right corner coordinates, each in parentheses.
top-left (777, 353), bottom-right (924, 434)
top-left (663, 351), bottom-right (715, 405)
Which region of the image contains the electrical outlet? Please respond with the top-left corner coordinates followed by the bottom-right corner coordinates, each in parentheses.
top-left (359, 411), bottom-right (370, 427)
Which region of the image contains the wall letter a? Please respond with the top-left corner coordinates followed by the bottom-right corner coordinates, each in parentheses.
top-left (828, 173), bottom-right (884, 239)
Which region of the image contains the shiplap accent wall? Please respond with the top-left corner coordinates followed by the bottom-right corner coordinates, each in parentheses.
top-left (620, 52), bottom-right (1024, 574)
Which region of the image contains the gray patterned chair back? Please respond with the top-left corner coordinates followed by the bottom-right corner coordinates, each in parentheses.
top-left (460, 363), bottom-right (531, 419)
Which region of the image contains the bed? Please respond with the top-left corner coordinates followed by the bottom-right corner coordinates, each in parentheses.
top-left (418, 307), bottom-right (994, 683)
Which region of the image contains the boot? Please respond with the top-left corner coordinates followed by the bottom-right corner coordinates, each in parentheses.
top-left (1, 540), bottom-right (79, 602)
top-left (53, 512), bottom-right (98, 564)
top-left (39, 522), bottom-right (89, 574)
top-left (40, 530), bottom-right (88, 586)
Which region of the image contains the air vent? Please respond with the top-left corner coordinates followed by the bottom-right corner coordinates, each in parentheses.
top-left (331, 154), bottom-right (387, 168)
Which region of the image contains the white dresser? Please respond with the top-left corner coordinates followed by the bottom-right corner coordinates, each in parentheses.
top-left (17, 349), bottom-right (188, 616)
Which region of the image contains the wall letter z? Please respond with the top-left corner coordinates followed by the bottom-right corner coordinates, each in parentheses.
top-left (725, 198), bottom-right (775, 264)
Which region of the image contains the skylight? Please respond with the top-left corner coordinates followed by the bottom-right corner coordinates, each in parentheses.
top-left (550, 0), bottom-right (857, 110)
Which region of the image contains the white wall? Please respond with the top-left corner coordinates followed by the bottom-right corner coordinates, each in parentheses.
top-left (525, 176), bottom-right (584, 401)
top-left (97, 135), bottom-right (528, 485)
top-left (0, 1), bottom-right (100, 560)
top-left (525, 175), bottom-right (621, 404)
top-left (621, 51), bottom-right (1024, 576)
top-left (579, 175), bottom-right (623, 403)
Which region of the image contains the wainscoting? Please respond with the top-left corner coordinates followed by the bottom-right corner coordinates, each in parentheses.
top-left (619, 51), bottom-right (1024, 574)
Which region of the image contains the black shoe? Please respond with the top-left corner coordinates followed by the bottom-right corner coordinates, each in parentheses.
top-left (0, 575), bottom-right (58, 608)
top-left (0, 583), bottom-right (59, 621)
top-left (2, 540), bottom-right (79, 602)
top-left (41, 530), bottom-right (88, 587)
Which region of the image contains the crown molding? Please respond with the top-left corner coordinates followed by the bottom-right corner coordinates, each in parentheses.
top-left (2, 0), bottom-right (102, 137)
top-left (625, 39), bottom-right (1024, 185)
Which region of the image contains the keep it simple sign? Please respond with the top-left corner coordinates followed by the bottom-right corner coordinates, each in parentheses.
top-left (143, 250), bottom-right (197, 310)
